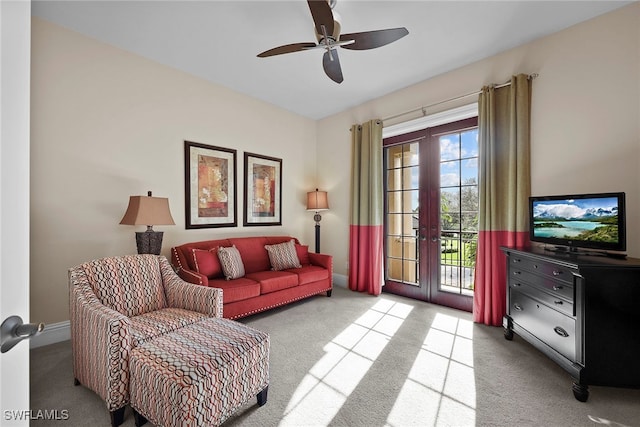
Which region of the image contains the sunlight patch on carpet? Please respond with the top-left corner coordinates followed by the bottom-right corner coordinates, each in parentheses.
top-left (386, 313), bottom-right (476, 427)
top-left (279, 298), bottom-right (414, 426)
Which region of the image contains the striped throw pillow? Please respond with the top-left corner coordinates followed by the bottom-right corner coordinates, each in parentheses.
top-left (265, 239), bottom-right (302, 271)
top-left (217, 245), bottom-right (245, 280)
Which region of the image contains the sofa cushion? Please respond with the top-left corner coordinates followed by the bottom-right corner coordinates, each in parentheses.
top-left (209, 278), bottom-right (261, 304)
top-left (245, 271), bottom-right (298, 294)
top-left (286, 265), bottom-right (330, 285)
top-left (218, 245), bottom-right (245, 280)
top-left (191, 248), bottom-right (223, 278)
top-left (228, 237), bottom-right (271, 274)
top-left (295, 244), bottom-right (310, 266)
top-left (265, 239), bottom-right (302, 271)
top-left (129, 307), bottom-right (209, 347)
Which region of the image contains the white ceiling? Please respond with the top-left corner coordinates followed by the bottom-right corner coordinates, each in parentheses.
top-left (32, 1), bottom-right (633, 120)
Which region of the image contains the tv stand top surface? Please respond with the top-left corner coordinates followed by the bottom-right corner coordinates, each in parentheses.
top-left (502, 245), bottom-right (640, 268)
top-left (544, 245), bottom-right (627, 260)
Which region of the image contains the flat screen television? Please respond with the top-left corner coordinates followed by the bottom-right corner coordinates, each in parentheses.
top-left (529, 192), bottom-right (626, 254)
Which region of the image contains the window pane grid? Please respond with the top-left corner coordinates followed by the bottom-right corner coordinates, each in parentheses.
top-left (439, 129), bottom-right (478, 296)
top-left (385, 142), bottom-right (419, 286)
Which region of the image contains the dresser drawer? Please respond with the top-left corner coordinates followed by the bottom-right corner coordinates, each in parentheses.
top-left (509, 268), bottom-right (574, 302)
top-left (510, 290), bottom-right (576, 361)
top-left (509, 281), bottom-right (573, 316)
top-left (509, 256), bottom-right (574, 285)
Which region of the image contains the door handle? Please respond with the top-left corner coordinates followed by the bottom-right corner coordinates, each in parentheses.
top-left (1, 315), bottom-right (45, 353)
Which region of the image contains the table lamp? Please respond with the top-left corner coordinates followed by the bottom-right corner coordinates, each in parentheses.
top-left (120, 191), bottom-right (175, 255)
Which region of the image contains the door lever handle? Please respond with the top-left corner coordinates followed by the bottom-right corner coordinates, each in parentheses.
top-left (1, 315), bottom-right (45, 353)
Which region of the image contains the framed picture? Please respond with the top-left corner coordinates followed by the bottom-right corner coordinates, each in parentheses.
top-left (244, 152), bottom-right (282, 226)
top-left (184, 141), bottom-right (237, 229)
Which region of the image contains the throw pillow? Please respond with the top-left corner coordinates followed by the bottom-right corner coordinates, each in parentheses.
top-left (265, 239), bottom-right (302, 271)
top-left (295, 244), bottom-right (310, 265)
top-left (191, 248), bottom-right (222, 278)
top-left (217, 245), bottom-right (245, 280)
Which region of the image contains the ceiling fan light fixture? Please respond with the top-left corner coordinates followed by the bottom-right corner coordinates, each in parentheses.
top-left (315, 16), bottom-right (341, 43)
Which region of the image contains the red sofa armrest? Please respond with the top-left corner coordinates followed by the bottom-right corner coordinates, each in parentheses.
top-left (309, 253), bottom-right (333, 275)
top-left (176, 267), bottom-right (209, 287)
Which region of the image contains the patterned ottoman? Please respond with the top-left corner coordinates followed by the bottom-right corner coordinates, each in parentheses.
top-left (129, 317), bottom-right (269, 427)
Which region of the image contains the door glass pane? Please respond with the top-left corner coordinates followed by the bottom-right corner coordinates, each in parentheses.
top-left (441, 160), bottom-right (460, 187)
top-left (384, 141), bottom-right (420, 287)
top-left (404, 142), bottom-right (420, 166)
top-left (386, 145), bottom-right (403, 169)
top-left (403, 166), bottom-right (419, 189)
top-left (387, 191), bottom-right (403, 213)
top-left (439, 129), bottom-right (479, 296)
top-left (440, 133), bottom-right (460, 161)
top-left (387, 257), bottom-right (403, 282)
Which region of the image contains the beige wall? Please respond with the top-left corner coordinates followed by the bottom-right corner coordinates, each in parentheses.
top-left (30, 18), bottom-right (317, 324)
top-left (317, 3), bottom-right (640, 277)
top-left (31, 3), bottom-right (640, 324)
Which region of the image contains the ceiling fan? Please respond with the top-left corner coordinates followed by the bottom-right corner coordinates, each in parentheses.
top-left (257, 0), bottom-right (409, 84)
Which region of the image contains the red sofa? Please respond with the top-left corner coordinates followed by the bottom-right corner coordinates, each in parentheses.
top-left (171, 236), bottom-right (332, 319)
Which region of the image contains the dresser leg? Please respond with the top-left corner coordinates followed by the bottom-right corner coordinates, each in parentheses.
top-left (502, 316), bottom-right (514, 341)
top-left (572, 382), bottom-right (589, 402)
top-left (504, 327), bottom-right (514, 341)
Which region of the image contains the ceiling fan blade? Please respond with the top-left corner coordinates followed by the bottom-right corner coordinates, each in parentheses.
top-left (307, 0), bottom-right (334, 39)
top-left (257, 42), bottom-right (318, 58)
top-left (340, 27), bottom-right (409, 50)
top-left (322, 49), bottom-right (343, 84)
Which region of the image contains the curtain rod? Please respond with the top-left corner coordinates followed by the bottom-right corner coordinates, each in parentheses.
top-left (382, 73), bottom-right (538, 123)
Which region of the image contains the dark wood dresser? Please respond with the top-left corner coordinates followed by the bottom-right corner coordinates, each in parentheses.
top-left (501, 246), bottom-right (640, 401)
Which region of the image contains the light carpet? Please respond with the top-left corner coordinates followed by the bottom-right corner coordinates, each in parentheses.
top-left (30, 286), bottom-right (640, 426)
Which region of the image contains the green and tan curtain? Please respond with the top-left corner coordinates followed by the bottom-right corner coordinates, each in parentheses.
top-left (474, 74), bottom-right (532, 325)
top-left (349, 119), bottom-right (384, 295)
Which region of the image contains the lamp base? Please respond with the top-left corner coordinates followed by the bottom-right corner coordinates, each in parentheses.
top-left (314, 223), bottom-right (321, 253)
top-left (135, 231), bottom-right (164, 255)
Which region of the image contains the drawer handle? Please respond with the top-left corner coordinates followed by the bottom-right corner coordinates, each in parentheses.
top-left (553, 285), bottom-right (563, 291)
top-left (513, 303), bottom-right (523, 311)
top-left (552, 270), bottom-right (562, 276)
top-left (554, 300), bottom-right (564, 305)
top-left (554, 326), bottom-right (569, 337)
top-left (513, 271), bottom-right (521, 276)
top-left (513, 258), bottom-right (521, 263)
top-left (512, 282), bottom-right (522, 287)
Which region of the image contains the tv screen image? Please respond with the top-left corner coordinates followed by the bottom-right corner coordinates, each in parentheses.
top-left (529, 192), bottom-right (626, 253)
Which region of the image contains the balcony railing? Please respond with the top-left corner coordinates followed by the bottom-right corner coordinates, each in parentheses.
top-left (440, 231), bottom-right (477, 295)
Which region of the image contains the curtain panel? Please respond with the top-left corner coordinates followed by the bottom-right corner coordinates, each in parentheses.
top-left (349, 119), bottom-right (384, 295)
top-left (474, 74), bottom-right (532, 326)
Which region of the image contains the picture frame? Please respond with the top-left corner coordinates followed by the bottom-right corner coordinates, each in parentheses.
top-left (184, 141), bottom-right (237, 229)
top-left (244, 152), bottom-right (282, 226)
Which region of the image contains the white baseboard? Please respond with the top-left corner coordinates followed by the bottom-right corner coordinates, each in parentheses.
top-left (30, 320), bottom-right (70, 349)
top-left (30, 276), bottom-right (348, 349)
top-left (333, 273), bottom-right (347, 287)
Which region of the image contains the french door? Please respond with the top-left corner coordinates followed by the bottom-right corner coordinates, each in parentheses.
top-left (383, 118), bottom-right (478, 312)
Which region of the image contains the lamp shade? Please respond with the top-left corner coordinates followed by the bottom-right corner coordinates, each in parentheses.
top-left (119, 192), bottom-right (175, 226)
top-left (306, 189), bottom-right (329, 211)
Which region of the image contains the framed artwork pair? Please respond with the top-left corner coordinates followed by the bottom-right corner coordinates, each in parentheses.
top-left (184, 141), bottom-right (282, 229)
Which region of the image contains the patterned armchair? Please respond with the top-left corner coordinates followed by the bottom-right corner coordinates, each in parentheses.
top-left (69, 255), bottom-right (222, 427)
